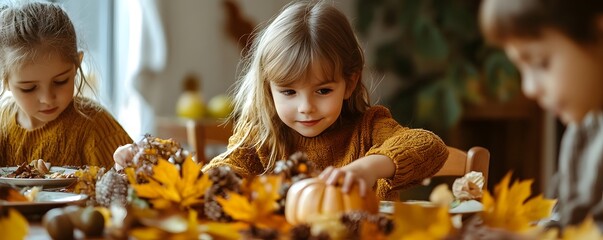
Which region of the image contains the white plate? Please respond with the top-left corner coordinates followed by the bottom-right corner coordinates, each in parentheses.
top-left (0, 191), bottom-right (87, 217)
top-left (379, 200), bottom-right (483, 214)
top-left (449, 200), bottom-right (483, 214)
top-left (0, 167), bottom-right (77, 188)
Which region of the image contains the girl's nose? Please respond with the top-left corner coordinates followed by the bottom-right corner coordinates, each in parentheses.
top-left (39, 88), bottom-right (56, 104)
top-left (298, 96), bottom-right (315, 114)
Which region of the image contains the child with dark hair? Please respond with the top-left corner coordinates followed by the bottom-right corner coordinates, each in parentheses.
top-left (480, 0), bottom-right (603, 230)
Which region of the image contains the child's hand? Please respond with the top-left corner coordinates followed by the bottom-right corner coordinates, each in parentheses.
top-left (318, 155), bottom-right (395, 197)
top-left (113, 144), bottom-right (134, 170)
top-left (318, 166), bottom-right (376, 197)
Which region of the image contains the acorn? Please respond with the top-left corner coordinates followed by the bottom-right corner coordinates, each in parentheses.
top-left (63, 205), bottom-right (83, 228)
top-left (77, 206), bottom-right (105, 237)
top-left (43, 208), bottom-right (74, 240)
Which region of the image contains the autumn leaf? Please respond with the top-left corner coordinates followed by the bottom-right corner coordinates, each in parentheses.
top-left (70, 165), bottom-right (103, 199)
top-left (129, 209), bottom-right (245, 240)
top-left (481, 172), bottom-right (556, 233)
top-left (215, 175), bottom-right (290, 231)
top-left (360, 220), bottom-right (389, 240)
top-left (387, 202), bottom-right (453, 240)
top-left (128, 156), bottom-right (212, 210)
top-left (539, 216), bottom-right (603, 240)
top-left (0, 208), bottom-right (28, 240)
top-left (199, 221), bottom-right (247, 240)
top-left (562, 217), bottom-right (603, 240)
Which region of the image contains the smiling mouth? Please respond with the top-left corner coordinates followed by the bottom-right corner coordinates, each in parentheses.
top-left (298, 119), bottom-right (320, 126)
top-left (40, 107), bottom-right (58, 114)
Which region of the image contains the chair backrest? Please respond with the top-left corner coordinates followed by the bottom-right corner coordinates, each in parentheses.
top-left (155, 117), bottom-right (232, 165)
top-left (186, 120), bottom-right (232, 164)
top-left (434, 146), bottom-right (490, 189)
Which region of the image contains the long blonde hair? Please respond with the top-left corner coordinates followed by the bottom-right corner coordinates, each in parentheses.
top-left (223, 0), bottom-right (370, 173)
top-left (0, 1), bottom-right (97, 124)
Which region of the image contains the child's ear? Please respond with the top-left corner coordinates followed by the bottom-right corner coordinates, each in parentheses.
top-left (344, 72), bottom-right (360, 99)
top-left (77, 51), bottom-right (84, 66)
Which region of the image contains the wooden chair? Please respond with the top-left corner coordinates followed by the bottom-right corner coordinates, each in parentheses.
top-left (434, 146), bottom-right (490, 189)
top-left (185, 120), bottom-right (232, 164)
top-left (155, 117), bottom-right (232, 165)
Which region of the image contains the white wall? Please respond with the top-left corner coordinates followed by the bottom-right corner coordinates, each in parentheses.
top-left (147, 0), bottom-right (389, 117)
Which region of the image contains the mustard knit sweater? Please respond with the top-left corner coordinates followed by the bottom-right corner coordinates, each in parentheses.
top-left (203, 105), bottom-right (448, 200)
top-left (0, 97), bottom-right (133, 169)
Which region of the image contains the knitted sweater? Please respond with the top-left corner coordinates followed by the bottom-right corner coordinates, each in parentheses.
top-left (203, 105), bottom-right (448, 200)
top-left (546, 111), bottom-right (603, 230)
top-left (0, 97), bottom-right (133, 169)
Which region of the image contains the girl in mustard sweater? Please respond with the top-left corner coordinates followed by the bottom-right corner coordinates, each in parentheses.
top-left (115, 0), bottom-right (449, 201)
top-left (0, 2), bottom-right (132, 168)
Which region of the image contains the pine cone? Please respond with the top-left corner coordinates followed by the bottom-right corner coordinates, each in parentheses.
top-left (367, 214), bottom-right (394, 235)
top-left (340, 211), bottom-right (365, 239)
top-left (289, 224), bottom-right (312, 240)
top-left (273, 151), bottom-right (316, 179)
top-left (274, 152), bottom-right (317, 214)
top-left (340, 211), bottom-right (395, 237)
top-left (240, 225), bottom-right (279, 240)
top-left (204, 166), bottom-right (242, 221)
top-left (131, 134), bottom-right (184, 167)
top-left (96, 169), bottom-right (129, 207)
top-left (127, 134), bottom-right (192, 183)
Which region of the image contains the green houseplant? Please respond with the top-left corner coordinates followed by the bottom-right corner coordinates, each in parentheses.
top-left (355, 0), bottom-right (520, 135)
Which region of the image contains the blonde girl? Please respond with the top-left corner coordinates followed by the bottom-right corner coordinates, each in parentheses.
top-left (0, 1), bottom-right (132, 168)
top-left (480, 0), bottom-right (603, 230)
top-left (195, 0), bottom-right (446, 200)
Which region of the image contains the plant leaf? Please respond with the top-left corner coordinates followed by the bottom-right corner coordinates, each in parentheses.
top-left (481, 172), bottom-right (556, 232)
top-left (412, 15), bottom-right (449, 61)
top-left (130, 158), bottom-right (211, 210)
top-left (388, 202), bottom-right (453, 239)
top-left (0, 208), bottom-right (28, 240)
top-left (561, 217), bottom-right (603, 240)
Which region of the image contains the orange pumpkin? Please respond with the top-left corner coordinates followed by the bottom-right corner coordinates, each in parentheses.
top-left (285, 177), bottom-right (379, 224)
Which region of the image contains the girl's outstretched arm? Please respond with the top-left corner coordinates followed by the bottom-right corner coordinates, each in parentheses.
top-left (319, 154), bottom-right (395, 197)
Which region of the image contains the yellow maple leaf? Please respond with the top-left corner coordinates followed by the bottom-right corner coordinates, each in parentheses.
top-left (481, 172), bottom-right (556, 233)
top-left (0, 208), bottom-right (28, 240)
top-left (129, 209), bottom-right (244, 240)
top-left (128, 156), bottom-right (212, 210)
top-left (215, 175), bottom-right (289, 231)
top-left (562, 217), bottom-right (603, 240)
top-left (199, 221), bottom-right (247, 240)
top-left (539, 217), bottom-right (603, 240)
top-left (387, 202), bottom-right (453, 240)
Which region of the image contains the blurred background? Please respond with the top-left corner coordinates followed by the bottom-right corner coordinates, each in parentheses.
top-left (12, 0), bottom-right (562, 195)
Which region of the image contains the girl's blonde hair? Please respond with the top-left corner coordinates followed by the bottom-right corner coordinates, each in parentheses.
top-left (480, 0), bottom-right (603, 46)
top-left (0, 1), bottom-right (97, 121)
top-left (223, 0), bottom-right (370, 173)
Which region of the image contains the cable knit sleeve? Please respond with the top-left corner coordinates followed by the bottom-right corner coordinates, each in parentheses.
top-left (83, 108), bottom-right (133, 168)
top-left (201, 129), bottom-right (266, 177)
top-left (364, 106), bottom-right (448, 198)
